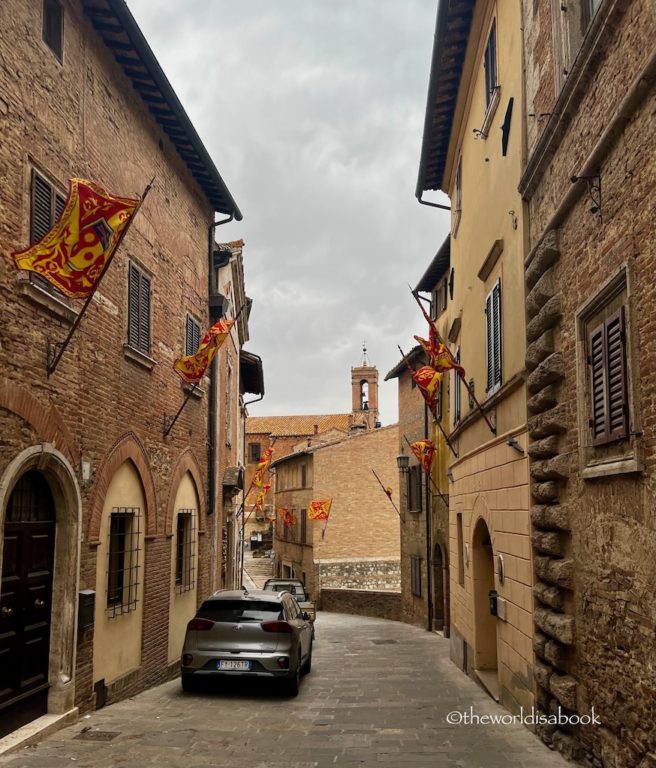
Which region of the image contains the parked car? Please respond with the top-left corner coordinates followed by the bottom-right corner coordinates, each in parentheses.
top-left (262, 578), bottom-right (316, 628)
top-left (180, 589), bottom-right (312, 696)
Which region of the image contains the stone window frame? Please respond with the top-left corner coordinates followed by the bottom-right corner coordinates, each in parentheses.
top-left (550, 0), bottom-right (604, 93)
top-left (575, 262), bottom-right (643, 479)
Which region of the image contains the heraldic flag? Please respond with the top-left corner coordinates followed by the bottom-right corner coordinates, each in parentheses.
top-left (173, 319), bottom-right (234, 384)
top-left (253, 447), bottom-right (274, 487)
top-left (307, 499), bottom-right (332, 521)
top-left (13, 178), bottom-right (140, 298)
top-left (410, 439), bottom-right (436, 476)
top-left (412, 365), bottom-right (442, 414)
top-left (414, 333), bottom-right (465, 378)
top-left (253, 482), bottom-right (272, 514)
top-left (278, 508), bottom-right (297, 525)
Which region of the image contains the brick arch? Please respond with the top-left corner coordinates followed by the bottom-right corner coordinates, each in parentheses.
top-left (165, 448), bottom-right (207, 537)
top-left (87, 432), bottom-right (157, 543)
top-left (0, 381), bottom-right (79, 466)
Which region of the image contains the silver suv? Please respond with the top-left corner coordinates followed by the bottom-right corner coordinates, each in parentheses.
top-left (180, 589), bottom-right (313, 696)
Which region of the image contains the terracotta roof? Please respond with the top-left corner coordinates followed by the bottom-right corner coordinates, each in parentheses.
top-left (246, 414), bottom-right (351, 437)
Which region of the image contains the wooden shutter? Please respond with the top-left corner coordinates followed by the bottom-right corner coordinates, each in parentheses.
top-left (486, 292), bottom-right (494, 391)
top-left (128, 265), bottom-right (140, 348)
top-left (185, 316), bottom-right (200, 356)
top-left (30, 171), bottom-right (53, 244)
top-left (138, 272), bottom-right (150, 354)
top-left (588, 307), bottom-right (628, 445)
top-left (492, 280), bottom-right (502, 387)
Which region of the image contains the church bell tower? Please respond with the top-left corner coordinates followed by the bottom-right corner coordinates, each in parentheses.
top-left (350, 343), bottom-right (379, 432)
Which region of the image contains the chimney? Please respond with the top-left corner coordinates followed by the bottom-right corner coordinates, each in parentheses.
top-left (313, 424), bottom-right (318, 435)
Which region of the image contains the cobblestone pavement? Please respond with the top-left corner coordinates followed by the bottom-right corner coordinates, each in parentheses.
top-left (0, 613), bottom-right (567, 768)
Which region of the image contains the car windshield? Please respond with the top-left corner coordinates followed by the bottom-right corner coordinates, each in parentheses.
top-left (264, 583), bottom-right (308, 601)
top-left (197, 600), bottom-right (283, 622)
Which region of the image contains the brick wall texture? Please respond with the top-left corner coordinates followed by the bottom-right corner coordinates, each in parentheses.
top-left (521, 0), bottom-right (656, 763)
top-left (0, 0), bottom-right (235, 721)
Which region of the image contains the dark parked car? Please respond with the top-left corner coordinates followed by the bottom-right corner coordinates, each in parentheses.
top-left (180, 588), bottom-right (313, 696)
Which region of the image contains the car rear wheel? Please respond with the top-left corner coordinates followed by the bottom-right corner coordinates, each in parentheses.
top-left (284, 656), bottom-right (301, 696)
top-left (302, 641), bottom-right (313, 675)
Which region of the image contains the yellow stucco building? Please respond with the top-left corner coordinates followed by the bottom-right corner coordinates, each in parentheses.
top-left (416, 0), bottom-right (533, 713)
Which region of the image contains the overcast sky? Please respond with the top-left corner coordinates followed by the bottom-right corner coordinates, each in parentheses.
top-left (127, 0), bottom-right (450, 426)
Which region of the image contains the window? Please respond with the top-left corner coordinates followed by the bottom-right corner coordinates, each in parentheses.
top-left (248, 442), bottom-right (261, 464)
top-left (588, 307), bottom-right (628, 445)
top-left (453, 348), bottom-right (461, 425)
top-left (432, 279), bottom-right (448, 319)
top-left (107, 507), bottom-right (141, 617)
top-left (410, 556), bottom-right (422, 597)
top-left (486, 280), bottom-right (502, 394)
top-left (300, 507), bottom-right (307, 544)
top-left (407, 465), bottom-right (422, 514)
top-left (483, 19), bottom-right (497, 108)
top-left (185, 315), bottom-right (201, 356)
top-left (300, 464), bottom-right (307, 489)
top-left (175, 509), bottom-right (196, 593)
top-left (456, 513), bottom-right (464, 585)
top-left (127, 263), bottom-right (151, 354)
top-left (29, 170), bottom-right (67, 296)
top-left (453, 157), bottom-right (462, 236)
top-left (42, 0), bottom-right (63, 61)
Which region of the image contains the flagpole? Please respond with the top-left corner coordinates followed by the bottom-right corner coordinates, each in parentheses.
top-left (403, 434), bottom-right (448, 508)
top-left (409, 287), bottom-right (496, 436)
top-left (397, 344), bottom-right (459, 459)
top-left (371, 468), bottom-right (401, 519)
top-left (47, 177), bottom-right (155, 377)
top-left (162, 384), bottom-right (198, 437)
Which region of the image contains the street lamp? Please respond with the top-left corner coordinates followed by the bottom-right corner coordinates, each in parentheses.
top-left (396, 449), bottom-right (409, 472)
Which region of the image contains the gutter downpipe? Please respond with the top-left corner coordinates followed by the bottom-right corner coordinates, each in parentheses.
top-left (208, 212), bottom-right (235, 589)
top-left (417, 193), bottom-right (451, 212)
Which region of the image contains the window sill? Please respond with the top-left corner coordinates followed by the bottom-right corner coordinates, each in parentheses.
top-left (582, 456), bottom-right (644, 480)
top-left (123, 344), bottom-right (156, 371)
top-left (17, 278), bottom-right (78, 324)
top-left (182, 381), bottom-right (205, 399)
top-left (480, 86), bottom-right (501, 138)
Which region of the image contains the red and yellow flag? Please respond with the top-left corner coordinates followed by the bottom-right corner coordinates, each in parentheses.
top-left (278, 508), bottom-right (297, 525)
top-left (253, 447), bottom-right (274, 487)
top-left (253, 482), bottom-right (272, 514)
top-left (13, 178), bottom-right (140, 298)
top-left (173, 319), bottom-right (234, 384)
top-left (410, 439), bottom-right (436, 476)
top-left (414, 333), bottom-right (465, 378)
top-left (307, 499), bottom-right (332, 521)
top-left (412, 365), bottom-right (442, 413)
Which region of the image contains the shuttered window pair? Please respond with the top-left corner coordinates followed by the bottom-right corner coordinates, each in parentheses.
top-left (127, 264), bottom-right (151, 355)
top-left (185, 315), bottom-right (201, 356)
top-left (588, 307), bottom-right (628, 445)
top-left (486, 280), bottom-right (502, 393)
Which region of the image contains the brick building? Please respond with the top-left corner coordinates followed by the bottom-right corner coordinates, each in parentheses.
top-left (272, 424), bottom-right (400, 600)
top-left (520, 0), bottom-right (656, 762)
top-left (0, 0), bottom-right (244, 741)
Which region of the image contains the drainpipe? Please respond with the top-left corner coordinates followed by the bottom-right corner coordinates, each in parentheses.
top-left (417, 193), bottom-right (451, 211)
top-left (207, 212), bottom-right (235, 589)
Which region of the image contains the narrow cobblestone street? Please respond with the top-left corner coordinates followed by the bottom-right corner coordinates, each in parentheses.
top-left (0, 613), bottom-right (565, 768)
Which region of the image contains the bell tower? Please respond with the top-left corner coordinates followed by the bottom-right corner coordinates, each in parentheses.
top-left (350, 343), bottom-right (379, 432)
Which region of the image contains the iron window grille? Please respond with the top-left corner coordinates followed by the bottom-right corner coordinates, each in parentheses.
top-left (175, 509), bottom-right (196, 593)
top-left (107, 507), bottom-right (141, 617)
top-left (29, 169), bottom-right (66, 297)
top-left (410, 556), bottom-right (422, 597)
top-left (185, 315), bottom-right (201, 356)
top-left (485, 279), bottom-right (502, 394)
top-left (127, 263), bottom-right (151, 355)
top-left (42, 0), bottom-right (63, 61)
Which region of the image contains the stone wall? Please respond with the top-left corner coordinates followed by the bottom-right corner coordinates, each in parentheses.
top-left (316, 558), bottom-right (400, 591)
top-left (319, 588), bottom-right (402, 622)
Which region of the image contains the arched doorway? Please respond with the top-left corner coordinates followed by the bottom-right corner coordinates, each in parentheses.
top-left (432, 543), bottom-right (449, 633)
top-left (472, 517), bottom-right (498, 698)
top-left (0, 471), bottom-right (56, 736)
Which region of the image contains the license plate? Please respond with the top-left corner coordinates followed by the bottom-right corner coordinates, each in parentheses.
top-left (217, 660), bottom-right (251, 671)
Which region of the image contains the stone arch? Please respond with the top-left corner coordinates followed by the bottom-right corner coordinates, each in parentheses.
top-left (0, 382), bottom-right (79, 466)
top-left (0, 444), bottom-right (82, 717)
top-left (165, 448), bottom-right (206, 537)
top-left (88, 432), bottom-right (157, 543)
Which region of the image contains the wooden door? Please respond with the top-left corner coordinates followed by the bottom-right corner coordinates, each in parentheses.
top-left (0, 471), bottom-right (56, 737)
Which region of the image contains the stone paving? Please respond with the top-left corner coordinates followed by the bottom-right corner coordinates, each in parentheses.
top-left (0, 613), bottom-right (567, 768)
